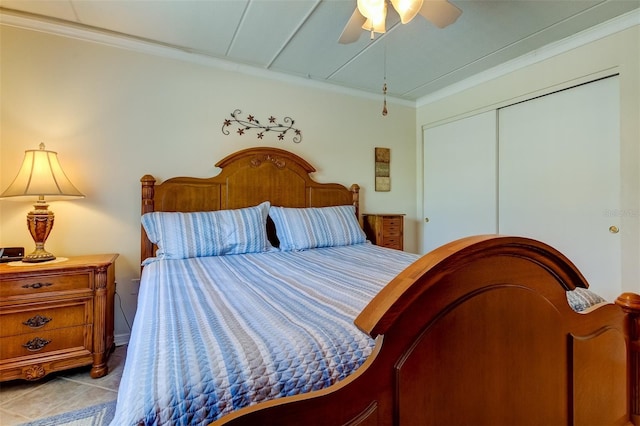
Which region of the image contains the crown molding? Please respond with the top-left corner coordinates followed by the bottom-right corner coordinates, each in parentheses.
top-left (0, 9), bottom-right (414, 108)
top-left (2, 7), bottom-right (637, 110)
top-left (416, 8), bottom-right (640, 107)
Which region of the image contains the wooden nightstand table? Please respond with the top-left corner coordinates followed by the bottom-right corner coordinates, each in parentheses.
top-left (0, 254), bottom-right (118, 382)
top-left (362, 213), bottom-right (404, 251)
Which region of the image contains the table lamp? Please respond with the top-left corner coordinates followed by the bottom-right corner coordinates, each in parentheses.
top-left (0, 143), bottom-right (84, 262)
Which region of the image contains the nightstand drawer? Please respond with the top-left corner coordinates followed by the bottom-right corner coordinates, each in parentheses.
top-left (362, 214), bottom-right (404, 251)
top-left (382, 222), bottom-right (401, 236)
top-left (0, 302), bottom-right (90, 338)
top-left (382, 217), bottom-right (402, 227)
top-left (381, 238), bottom-right (401, 249)
top-left (0, 272), bottom-right (91, 299)
top-left (0, 325), bottom-right (90, 360)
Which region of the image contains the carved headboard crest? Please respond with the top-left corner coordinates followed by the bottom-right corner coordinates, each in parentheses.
top-left (250, 153), bottom-right (286, 169)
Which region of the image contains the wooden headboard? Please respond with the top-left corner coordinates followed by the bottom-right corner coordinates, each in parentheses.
top-left (141, 147), bottom-right (360, 262)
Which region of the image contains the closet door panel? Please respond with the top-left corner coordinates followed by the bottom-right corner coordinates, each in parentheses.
top-left (498, 77), bottom-right (620, 301)
top-left (422, 111), bottom-right (497, 253)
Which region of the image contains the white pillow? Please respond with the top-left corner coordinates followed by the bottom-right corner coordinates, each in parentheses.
top-left (269, 205), bottom-right (366, 251)
top-left (142, 201), bottom-right (272, 260)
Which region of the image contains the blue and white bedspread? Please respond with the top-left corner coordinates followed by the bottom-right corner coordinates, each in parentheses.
top-left (111, 243), bottom-right (419, 426)
top-left (111, 243), bottom-right (608, 426)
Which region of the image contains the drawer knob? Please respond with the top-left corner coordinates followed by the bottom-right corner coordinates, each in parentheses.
top-left (22, 282), bottom-right (53, 290)
top-left (23, 314), bottom-right (53, 329)
top-left (23, 337), bottom-right (51, 352)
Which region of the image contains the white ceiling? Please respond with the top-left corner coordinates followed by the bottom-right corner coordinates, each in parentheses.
top-left (1, 0), bottom-right (639, 102)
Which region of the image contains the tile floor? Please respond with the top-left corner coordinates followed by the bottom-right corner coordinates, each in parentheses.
top-left (0, 345), bottom-right (126, 425)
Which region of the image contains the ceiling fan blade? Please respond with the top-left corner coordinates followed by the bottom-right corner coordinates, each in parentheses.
top-left (339, 8), bottom-right (367, 44)
top-left (419, 0), bottom-right (462, 29)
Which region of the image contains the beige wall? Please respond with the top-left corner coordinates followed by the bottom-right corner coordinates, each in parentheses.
top-left (0, 25), bottom-right (417, 341)
top-left (416, 25), bottom-right (640, 295)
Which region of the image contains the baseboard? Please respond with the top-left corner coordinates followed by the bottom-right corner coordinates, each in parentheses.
top-left (114, 333), bottom-right (130, 347)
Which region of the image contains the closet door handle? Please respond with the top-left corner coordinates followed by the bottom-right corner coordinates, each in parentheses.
top-left (609, 225), bottom-right (619, 234)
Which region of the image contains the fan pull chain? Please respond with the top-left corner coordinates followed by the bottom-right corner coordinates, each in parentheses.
top-left (382, 82), bottom-right (388, 116)
top-left (382, 42), bottom-right (388, 116)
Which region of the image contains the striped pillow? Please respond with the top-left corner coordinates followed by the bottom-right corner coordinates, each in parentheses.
top-left (142, 201), bottom-right (272, 260)
top-left (269, 205), bottom-right (366, 251)
top-left (566, 287), bottom-right (607, 312)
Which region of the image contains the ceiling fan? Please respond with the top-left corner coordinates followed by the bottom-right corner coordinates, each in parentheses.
top-left (339, 0), bottom-right (462, 44)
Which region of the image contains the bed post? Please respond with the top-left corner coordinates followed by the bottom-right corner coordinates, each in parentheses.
top-left (140, 175), bottom-right (156, 264)
top-left (617, 292), bottom-right (640, 425)
top-left (350, 184), bottom-right (360, 218)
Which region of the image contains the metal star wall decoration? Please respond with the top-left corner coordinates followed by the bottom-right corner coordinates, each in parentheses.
top-left (222, 109), bottom-right (302, 143)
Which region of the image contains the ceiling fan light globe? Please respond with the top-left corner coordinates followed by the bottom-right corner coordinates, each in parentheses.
top-left (391, 0), bottom-right (424, 24)
top-left (357, 0), bottom-right (387, 37)
top-left (357, 0), bottom-right (385, 20)
top-left (361, 17), bottom-right (386, 34)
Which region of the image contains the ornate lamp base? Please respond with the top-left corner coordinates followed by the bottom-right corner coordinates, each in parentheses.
top-left (23, 249), bottom-right (56, 263)
top-left (23, 199), bottom-right (56, 263)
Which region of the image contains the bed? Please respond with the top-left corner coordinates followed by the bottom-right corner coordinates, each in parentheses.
top-left (113, 147), bottom-right (640, 426)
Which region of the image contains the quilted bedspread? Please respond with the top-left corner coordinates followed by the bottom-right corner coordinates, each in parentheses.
top-left (111, 243), bottom-right (419, 425)
top-left (111, 243), bottom-right (607, 426)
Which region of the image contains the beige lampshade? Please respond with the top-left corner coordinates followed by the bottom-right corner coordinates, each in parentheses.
top-left (0, 143), bottom-right (84, 199)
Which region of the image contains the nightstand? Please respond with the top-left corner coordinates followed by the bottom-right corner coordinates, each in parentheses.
top-left (362, 214), bottom-right (404, 251)
top-left (0, 254), bottom-right (118, 381)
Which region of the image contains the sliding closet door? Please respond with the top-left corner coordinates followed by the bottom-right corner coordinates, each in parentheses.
top-left (422, 111), bottom-right (497, 253)
top-left (498, 76), bottom-right (620, 301)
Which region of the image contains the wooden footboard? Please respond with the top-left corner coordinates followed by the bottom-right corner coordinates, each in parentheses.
top-left (618, 292), bottom-right (640, 426)
top-left (213, 235), bottom-right (640, 426)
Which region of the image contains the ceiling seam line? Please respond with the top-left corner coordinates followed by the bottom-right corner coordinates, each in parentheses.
top-left (225, 0), bottom-right (252, 57)
top-left (68, 0), bottom-right (81, 22)
top-left (266, 0), bottom-right (323, 70)
top-left (326, 21), bottom-right (400, 80)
